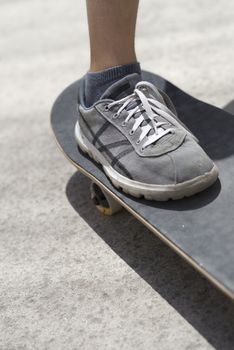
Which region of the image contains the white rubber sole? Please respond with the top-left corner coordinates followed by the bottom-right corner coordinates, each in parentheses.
top-left (75, 122), bottom-right (219, 201)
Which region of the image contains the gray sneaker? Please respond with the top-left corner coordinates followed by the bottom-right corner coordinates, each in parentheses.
top-left (75, 73), bottom-right (218, 201)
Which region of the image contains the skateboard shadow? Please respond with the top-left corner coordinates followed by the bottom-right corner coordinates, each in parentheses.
top-left (66, 171), bottom-right (234, 350)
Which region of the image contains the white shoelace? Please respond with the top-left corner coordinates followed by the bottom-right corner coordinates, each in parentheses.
top-left (107, 81), bottom-right (192, 150)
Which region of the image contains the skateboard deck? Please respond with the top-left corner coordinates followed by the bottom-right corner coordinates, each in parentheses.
top-left (51, 71), bottom-right (234, 300)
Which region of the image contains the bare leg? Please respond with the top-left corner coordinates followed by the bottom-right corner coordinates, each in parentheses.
top-left (86, 0), bottom-right (139, 72)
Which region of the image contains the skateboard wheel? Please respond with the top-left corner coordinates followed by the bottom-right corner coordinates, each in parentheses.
top-left (90, 182), bottom-right (122, 215)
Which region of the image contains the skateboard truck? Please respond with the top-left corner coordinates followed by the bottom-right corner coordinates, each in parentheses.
top-left (90, 182), bottom-right (123, 215)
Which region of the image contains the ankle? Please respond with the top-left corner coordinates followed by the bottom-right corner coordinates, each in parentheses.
top-left (90, 52), bottom-right (138, 72)
top-left (84, 62), bottom-right (141, 107)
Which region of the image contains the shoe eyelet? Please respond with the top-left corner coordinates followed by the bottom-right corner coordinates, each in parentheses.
top-left (140, 147), bottom-right (145, 152)
top-left (136, 140), bottom-right (141, 145)
top-left (122, 121), bottom-right (127, 127)
top-left (113, 113), bottom-right (118, 119)
top-left (104, 105), bottom-right (109, 111)
top-left (129, 130), bottom-right (135, 136)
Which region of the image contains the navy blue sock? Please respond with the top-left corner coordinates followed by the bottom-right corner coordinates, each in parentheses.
top-left (84, 62), bottom-right (141, 107)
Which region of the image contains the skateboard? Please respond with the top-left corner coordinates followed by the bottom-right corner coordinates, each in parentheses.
top-left (51, 71), bottom-right (234, 300)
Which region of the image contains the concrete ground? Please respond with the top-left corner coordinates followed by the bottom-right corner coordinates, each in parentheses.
top-left (1, 0), bottom-right (234, 349)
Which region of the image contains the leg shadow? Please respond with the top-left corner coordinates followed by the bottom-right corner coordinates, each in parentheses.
top-left (66, 171), bottom-right (234, 350)
top-left (224, 99), bottom-right (234, 115)
top-left (142, 71), bottom-right (234, 160)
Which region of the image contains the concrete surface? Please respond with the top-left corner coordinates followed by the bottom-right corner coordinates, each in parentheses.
top-left (0, 0), bottom-right (234, 349)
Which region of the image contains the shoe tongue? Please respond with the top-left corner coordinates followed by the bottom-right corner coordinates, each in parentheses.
top-left (100, 73), bottom-right (141, 101)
